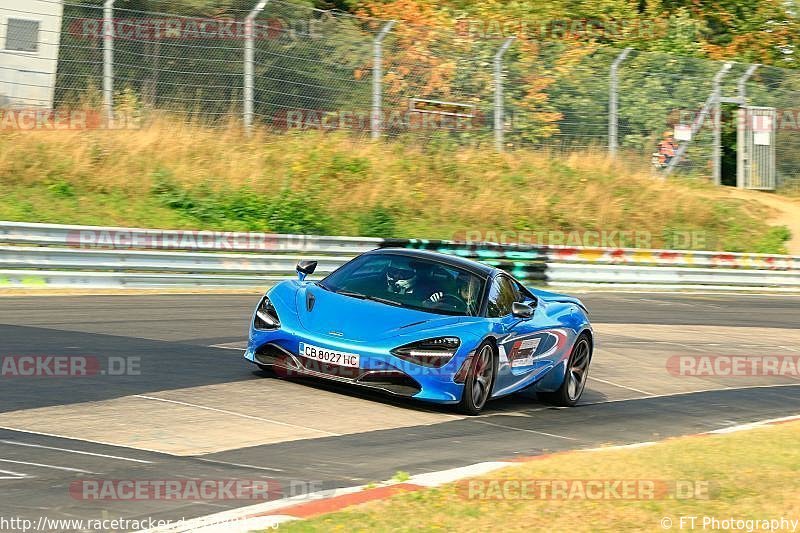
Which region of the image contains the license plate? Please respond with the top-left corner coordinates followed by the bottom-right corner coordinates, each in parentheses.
top-left (299, 343), bottom-right (360, 368)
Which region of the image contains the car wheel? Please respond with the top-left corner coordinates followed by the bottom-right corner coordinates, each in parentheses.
top-left (538, 333), bottom-right (592, 407)
top-left (457, 341), bottom-right (496, 415)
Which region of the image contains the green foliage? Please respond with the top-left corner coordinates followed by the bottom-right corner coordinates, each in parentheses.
top-left (47, 180), bottom-right (76, 198)
top-left (752, 225), bottom-right (792, 254)
top-left (150, 169), bottom-right (331, 234)
top-left (392, 471), bottom-right (411, 482)
top-left (358, 205), bottom-right (397, 237)
top-left (326, 154), bottom-right (370, 182)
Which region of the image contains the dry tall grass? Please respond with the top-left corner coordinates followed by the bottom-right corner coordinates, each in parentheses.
top-left (0, 119), bottom-right (787, 251)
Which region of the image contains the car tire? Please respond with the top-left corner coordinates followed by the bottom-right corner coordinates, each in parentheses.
top-left (538, 332), bottom-right (592, 407)
top-left (457, 341), bottom-right (496, 415)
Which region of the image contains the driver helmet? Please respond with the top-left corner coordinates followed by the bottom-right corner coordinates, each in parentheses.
top-left (387, 263), bottom-right (417, 294)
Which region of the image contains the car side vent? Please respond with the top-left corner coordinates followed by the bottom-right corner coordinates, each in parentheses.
top-left (306, 291), bottom-right (316, 312)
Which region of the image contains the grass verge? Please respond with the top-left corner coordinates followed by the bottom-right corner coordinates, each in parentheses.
top-left (279, 419), bottom-right (800, 532)
top-left (0, 119), bottom-right (791, 252)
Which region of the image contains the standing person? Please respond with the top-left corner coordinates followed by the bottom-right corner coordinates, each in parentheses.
top-left (658, 131), bottom-right (678, 165)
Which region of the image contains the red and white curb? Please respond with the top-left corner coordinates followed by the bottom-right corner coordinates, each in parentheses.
top-left (138, 414), bottom-right (800, 533)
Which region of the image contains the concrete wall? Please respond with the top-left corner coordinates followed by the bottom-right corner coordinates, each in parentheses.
top-left (0, 0), bottom-right (64, 108)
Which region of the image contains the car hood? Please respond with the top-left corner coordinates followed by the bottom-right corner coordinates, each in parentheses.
top-left (295, 284), bottom-right (465, 343)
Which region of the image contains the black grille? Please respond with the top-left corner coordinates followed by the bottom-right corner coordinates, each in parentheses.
top-left (357, 371), bottom-right (421, 396)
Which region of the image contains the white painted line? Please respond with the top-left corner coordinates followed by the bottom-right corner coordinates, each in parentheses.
top-left (0, 426), bottom-right (177, 457)
top-left (0, 440), bottom-right (153, 463)
top-left (472, 420), bottom-right (578, 441)
top-left (135, 409), bottom-right (800, 533)
top-left (581, 382), bottom-right (800, 407)
top-left (195, 458), bottom-right (284, 473)
top-left (409, 462), bottom-right (512, 487)
top-left (706, 414), bottom-right (800, 434)
top-left (134, 395), bottom-right (341, 437)
top-left (0, 468), bottom-right (28, 480)
top-left (0, 458), bottom-right (97, 474)
top-left (588, 376), bottom-right (655, 396)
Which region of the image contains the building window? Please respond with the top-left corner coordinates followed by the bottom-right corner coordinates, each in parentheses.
top-left (6, 18), bottom-right (40, 53)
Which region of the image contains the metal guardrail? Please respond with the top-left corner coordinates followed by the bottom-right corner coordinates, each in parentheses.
top-left (0, 246), bottom-right (348, 275)
top-left (547, 263), bottom-right (800, 288)
top-left (389, 239), bottom-right (800, 271)
top-left (0, 221), bottom-right (798, 290)
top-left (0, 221), bottom-right (381, 254)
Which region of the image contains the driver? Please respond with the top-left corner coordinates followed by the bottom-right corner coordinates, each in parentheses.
top-left (386, 264), bottom-right (417, 295)
top-left (385, 261), bottom-right (439, 300)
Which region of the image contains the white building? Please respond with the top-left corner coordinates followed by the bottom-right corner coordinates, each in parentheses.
top-left (0, 0), bottom-right (64, 108)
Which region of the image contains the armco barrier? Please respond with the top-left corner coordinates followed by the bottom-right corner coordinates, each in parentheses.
top-left (0, 221), bottom-right (381, 254)
top-left (0, 222), bottom-right (797, 290)
top-left (386, 239), bottom-right (800, 271)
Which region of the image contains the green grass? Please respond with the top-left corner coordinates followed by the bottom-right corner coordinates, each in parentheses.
top-left (279, 420), bottom-right (800, 532)
top-left (0, 121), bottom-right (791, 252)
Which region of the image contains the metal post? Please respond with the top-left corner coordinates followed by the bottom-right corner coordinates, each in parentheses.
top-left (609, 48), bottom-right (632, 157)
top-left (245, 1), bottom-right (269, 133)
top-left (103, 0), bottom-right (114, 127)
top-left (665, 62), bottom-right (732, 177)
top-left (736, 64), bottom-right (759, 189)
top-left (371, 21), bottom-right (395, 140)
top-left (493, 37), bottom-right (515, 152)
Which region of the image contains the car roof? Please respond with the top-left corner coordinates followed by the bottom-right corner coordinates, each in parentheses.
top-left (364, 248), bottom-right (496, 278)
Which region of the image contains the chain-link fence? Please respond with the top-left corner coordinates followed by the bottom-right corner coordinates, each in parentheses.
top-left (2, 0), bottom-right (800, 190)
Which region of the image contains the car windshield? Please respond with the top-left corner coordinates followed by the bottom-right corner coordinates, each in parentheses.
top-left (318, 254), bottom-right (485, 317)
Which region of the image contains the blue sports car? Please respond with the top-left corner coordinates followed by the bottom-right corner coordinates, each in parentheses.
top-left (244, 248), bottom-right (593, 414)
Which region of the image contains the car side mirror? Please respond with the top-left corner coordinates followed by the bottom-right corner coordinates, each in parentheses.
top-left (296, 260), bottom-right (318, 281)
top-left (512, 301), bottom-right (534, 319)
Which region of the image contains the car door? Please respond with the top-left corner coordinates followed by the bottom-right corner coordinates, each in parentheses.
top-left (486, 274), bottom-right (560, 395)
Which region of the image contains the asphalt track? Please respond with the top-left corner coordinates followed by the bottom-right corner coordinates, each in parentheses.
top-left (1, 292), bottom-right (799, 530)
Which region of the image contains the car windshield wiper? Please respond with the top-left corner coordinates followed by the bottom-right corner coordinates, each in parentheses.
top-left (334, 290), bottom-right (402, 307)
top-left (334, 290), bottom-right (368, 299)
top-left (363, 295), bottom-right (402, 307)
top-left (316, 281), bottom-right (332, 291)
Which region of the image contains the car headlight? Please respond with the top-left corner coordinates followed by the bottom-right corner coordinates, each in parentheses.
top-left (391, 337), bottom-right (461, 368)
top-left (254, 296), bottom-right (281, 330)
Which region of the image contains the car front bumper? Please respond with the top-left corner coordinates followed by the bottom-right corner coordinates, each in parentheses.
top-left (245, 327), bottom-right (470, 404)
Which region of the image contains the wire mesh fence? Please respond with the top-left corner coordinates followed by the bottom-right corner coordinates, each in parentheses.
top-left (1, 0), bottom-right (800, 189)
